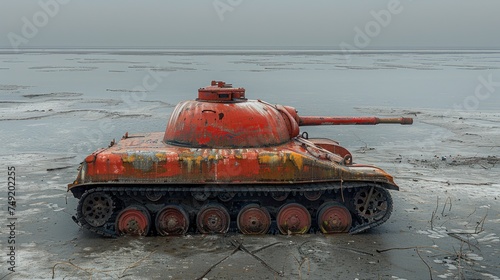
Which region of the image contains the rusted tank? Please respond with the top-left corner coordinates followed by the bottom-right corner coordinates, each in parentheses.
top-left (68, 81), bottom-right (413, 237)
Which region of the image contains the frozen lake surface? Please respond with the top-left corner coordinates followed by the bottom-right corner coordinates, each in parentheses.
top-left (0, 49), bottom-right (499, 279)
top-left (1, 49), bottom-right (499, 158)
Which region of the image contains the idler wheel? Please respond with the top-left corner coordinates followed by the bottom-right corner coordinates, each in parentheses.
top-left (353, 187), bottom-right (388, 222)
top-left (276, 203), bottom-right (311, 235)
top-left (304, 191), bottom-right (322, 201)
top-left (196, 203), bottom-right (230, 234)
top-left (116, 205), bottom-right (151, 236)
top-left (155, 205), bottom-right (189, 236)
top-left (317, 202), bottom-right (352, 233)
top-left (81, 192), bottom-right (114, 227)
top-left (237, 204), bottom-right (271, 235)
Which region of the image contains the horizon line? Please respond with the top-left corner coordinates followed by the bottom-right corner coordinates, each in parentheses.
top-left (1, 45), bottom-right (500, 51)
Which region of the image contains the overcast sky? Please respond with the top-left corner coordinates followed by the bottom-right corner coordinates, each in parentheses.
top-left (1, 0), bottom-right (499, 49)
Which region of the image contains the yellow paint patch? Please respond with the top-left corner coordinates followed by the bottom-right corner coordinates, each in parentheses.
top-left (288, 152), bottom-right (304, 170)
top-left (195, 155), bottom-right (204, 165)
top-left (258, 153), bottom-right (281, 165)
top-left (155, 153), bottom-right (167, 161)
top-left (122, 154), bottom-right (136, 163)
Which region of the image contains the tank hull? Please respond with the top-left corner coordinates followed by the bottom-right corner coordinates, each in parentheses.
top-left (69, 132), bottom-right (398, 237)
top-left (69, 132), bottom-right (397, 194)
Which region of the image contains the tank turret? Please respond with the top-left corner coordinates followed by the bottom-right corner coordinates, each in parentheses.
top-left (69, 81), bottom-right (413, 237)
top-left (164, 81), bottom-right (412, 148)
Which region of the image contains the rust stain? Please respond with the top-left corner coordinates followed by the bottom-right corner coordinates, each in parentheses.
top-left (80, 138), bottom-right (396, 186)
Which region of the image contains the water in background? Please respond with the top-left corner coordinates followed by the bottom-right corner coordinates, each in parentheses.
top-left (1, 49), bottom-right (499, 158)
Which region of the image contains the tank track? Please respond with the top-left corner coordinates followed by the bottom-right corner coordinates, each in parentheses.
top-left (74, 182), bottom-right (393, 237)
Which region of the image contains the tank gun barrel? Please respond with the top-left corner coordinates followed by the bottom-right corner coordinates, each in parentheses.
top-left (298, 116), bottom-right (413, 126)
